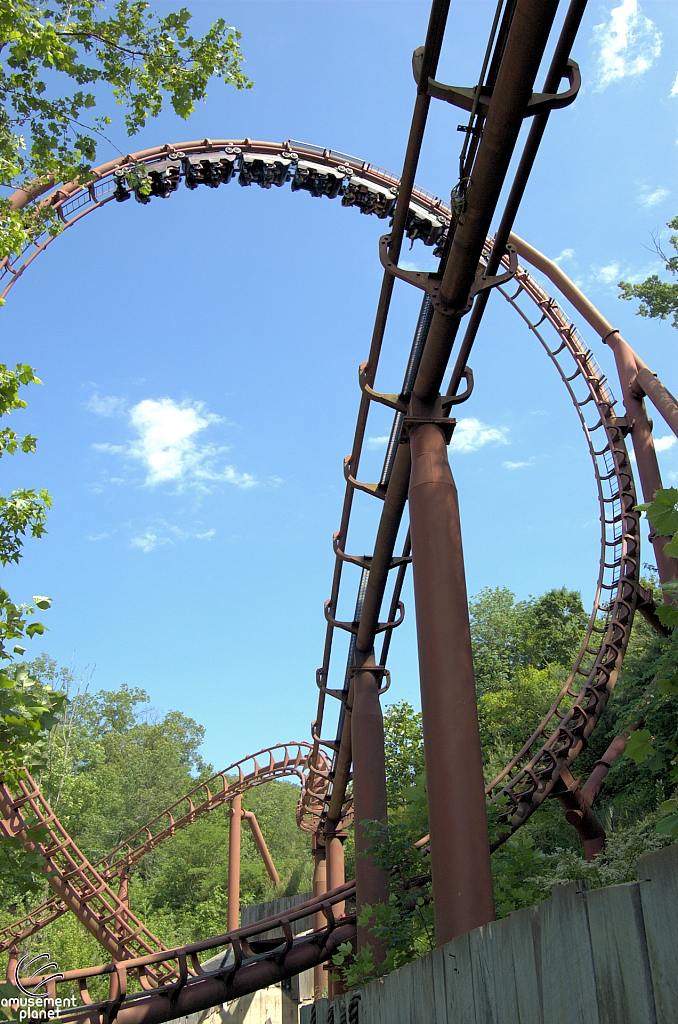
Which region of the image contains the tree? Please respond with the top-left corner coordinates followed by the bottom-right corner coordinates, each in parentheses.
top-left (469, 585), bottom-right (588, 693)
top-left (618, 217), bottom-right (678, 329)
top-left (0, 367), bottom-right (64, 774)
top-left (0, 0), bottom-right (251, 260)
top-left (0, 0), bottom-right (251, 764)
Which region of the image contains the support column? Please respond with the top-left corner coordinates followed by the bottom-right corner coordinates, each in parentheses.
top-left (408, 400), bottom-right (495, 945)
top-left (610, 335), bottom-right (678, 586)
top-left (115, 866), bottom-right (129, 939)
top-left (326, 832), bottom-right (347, 998)
top-left (312, 837), bottom-right (327, 998)
top-left (351, 650), bottom-right (389, 963)
top-left (227, 792), bottom-right (242, 933)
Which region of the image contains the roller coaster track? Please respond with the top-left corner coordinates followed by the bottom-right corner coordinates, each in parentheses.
top-left (4, 0), bottom-right (672, 1016)
top-left (0, 742), bottom-right (336, 956)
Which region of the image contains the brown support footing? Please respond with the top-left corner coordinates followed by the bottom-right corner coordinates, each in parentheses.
top-left (312, 838), bottom-right (327, 998)
top-left (408, 401), bottom-right (495, 945)
top-left (227, 792), bottom-right (242, 933)
top-left (351, 650), bottom-right (389, 964)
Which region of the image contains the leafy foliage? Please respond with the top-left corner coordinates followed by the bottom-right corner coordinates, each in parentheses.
top-left (636, 489), bottom-right (678, 627)
top-left (0, 670), bottom-right (314, 975)
top-left (0, 365), bottom-right (62, 773)
top-left (619, 216), bottom-right (678, 329)
top-left (469, 586), bottom-right (588, 693)
top-left (0, 0), bottom-right (252, 260)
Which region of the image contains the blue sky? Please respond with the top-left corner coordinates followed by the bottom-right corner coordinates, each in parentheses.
top-left (2, 0), bottom-right (678, 771)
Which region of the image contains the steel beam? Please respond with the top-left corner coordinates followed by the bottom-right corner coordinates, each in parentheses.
top-left (408, 401), bottom-right (494, 943)
top-left (312, 839), bottom-right (327, 998)
top-left (227, 793), bottom-right (242, 933)
top-left (351, 650), bottom-right (390, 962)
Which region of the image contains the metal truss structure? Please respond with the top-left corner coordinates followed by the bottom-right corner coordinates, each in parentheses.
top-left (2, 0), bottom-right (678, 1021)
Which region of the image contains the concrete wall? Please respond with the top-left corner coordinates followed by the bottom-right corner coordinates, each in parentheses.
top-left (302, 843), bottom-right (678, 1024)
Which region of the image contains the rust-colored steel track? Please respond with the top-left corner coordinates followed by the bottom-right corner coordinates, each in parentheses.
top-left (3, 0), bottom-right (674, 1014)
top-left (0, 771), bottom-right (173, 975)
top-left (0, 742), bottom-right (336, 956)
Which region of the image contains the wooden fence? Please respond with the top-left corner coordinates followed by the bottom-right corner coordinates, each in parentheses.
top-left (302, 843), bottom-right (678, 1024)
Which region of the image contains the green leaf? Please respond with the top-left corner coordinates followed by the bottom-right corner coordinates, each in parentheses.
top-left (657, 604), bottom-right (678, 629)
top-left (656, 813), bottom-right (678, 839)
top-left (659, 799), bottom-right (678, 815)
top-left (658, 676), bottom-right (678, 696)
top-left (624, 728), bottom-right (656, 765)
top-left (636, 488), bottom-right (678, 536)
top-left (32, 595), bottom-right (51, 610)
top-left (357, 904), bottom-right (373, 927)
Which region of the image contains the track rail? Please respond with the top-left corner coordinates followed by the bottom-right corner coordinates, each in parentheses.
top-left (484, 254), bottom-right (640, 836)
top-left (2, 134), bottom-right (641, 848)
top-left (10, 884), bottom-right (356, 1024)
top-left (0, 742), bottom-right (336, 955)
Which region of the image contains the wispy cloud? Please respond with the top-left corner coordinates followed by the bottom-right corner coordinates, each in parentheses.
top-left (655, 435), bottom-right (677, 454)
top-left (503, 459), bottom-right (534, 470)
top-left (93, 397), bottom-right (257, 492)
top-left (594, 0), bottom-right (661, 89)
top-left (449, 418), bottom-right (508, 454)
top-left (671, 70), bottom-right (678, 97)
top-left (367, 435), bottom-right (389, 451)
top-left (130, 522), bottom-right (216, 554)
top-left (638, 185), bottom-right (669, 208)
top-left (592, 261), bottom-right (622, 285)
top-left (554, 248), bottom-right (575, 265)
top-left (87, 393), bottom-right (127, 417)
top-left (629, 435), bottom-right (676, 463)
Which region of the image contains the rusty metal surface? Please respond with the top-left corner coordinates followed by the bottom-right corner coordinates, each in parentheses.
top-left (1, 0), bottom-right (665, 1013)
top-left (11, 884), bottom-right (356, 1024)
top-left (0, 742), bottom-right (335, 955)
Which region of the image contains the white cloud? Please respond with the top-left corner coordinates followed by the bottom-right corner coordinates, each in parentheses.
top-left (654, 435), bottom-right (677, 454)
top-left (638, 185), bottom-right (669, 208)
top-left (94, 397), bottom-right (257, 491)
top-left (594, 0), bottom-right (661, 88)
top-left (671, 71), bottom-right (678, 97)
top-left (87, 393), bottom-right (127, 417)
top-left (367, 435), bottom-right (389, 450)
top-left (503, 460), bottom-right (532, 470)
top-left (130, 531), bottom-right (167, 553)
top-left (593, 261), bottom-right (622, 285)
top-left (448, 418), bottom-right (508, 453)
top-left (554, 248), bottom-right (575, 265)
top-left (130, 522), bottom-right (216, 553)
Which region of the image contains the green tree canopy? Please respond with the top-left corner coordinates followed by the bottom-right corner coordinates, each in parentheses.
top-left (619, 216), bottom-right (678, 329)
top-left (469, 585), bottom-right (588, 693)
top-left (0, 0), bottom-right (251, 260)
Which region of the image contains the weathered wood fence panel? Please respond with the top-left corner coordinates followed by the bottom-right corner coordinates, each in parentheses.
top-left (301, 844), bottom-right (678, 1024)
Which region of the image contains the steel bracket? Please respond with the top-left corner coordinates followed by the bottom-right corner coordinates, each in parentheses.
top-left (401, 417), bottom-right (456, 444)
top-left (343, 454), bottom-right (386, 500)
top-left (323, 599), bottom-right (404, 635)
top-left (413, 53), bottom-right (581, 118)
top-left (442, 367), bottom-right (474, 407)
top-left (379, 235), bottom-right (517, 316)
top-left (332, 531), bottom-right (411, 571)
top-left (348, 664), bottom-right (391, 696)
top-left (358, 361), bottom-right (409, 413)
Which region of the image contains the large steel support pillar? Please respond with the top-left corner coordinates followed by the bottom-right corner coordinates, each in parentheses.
top-left (227, 792), bottom-right (242, 933)
top-left (351, 650), bottom-right (389, 963)
top-left (312, 838), bottom-right (327, 998)
top-left (408, 401), bottom-right (495, 945)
